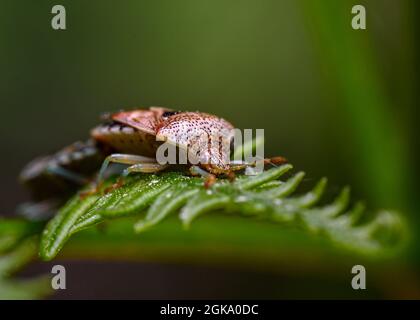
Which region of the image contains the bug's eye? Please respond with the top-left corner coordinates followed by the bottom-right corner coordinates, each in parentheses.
top-left (162, 111), bottom-right (179, 118)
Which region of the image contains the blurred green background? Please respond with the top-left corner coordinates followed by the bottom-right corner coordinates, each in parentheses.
top-left (0, 0), bottom-right (419, 298)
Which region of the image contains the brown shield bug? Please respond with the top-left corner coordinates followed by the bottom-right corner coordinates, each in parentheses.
top-left (20, 106), bottom-right (286, 206)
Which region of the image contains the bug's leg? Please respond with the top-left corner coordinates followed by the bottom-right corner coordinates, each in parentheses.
top-left (189, 166), bottom-right (217, 188)
top-left (204, 174), bottom-right (217, 188)
top-left (229, 160), bottom-right (255, 177)
top-left (122, 163), bottom-right (169, 176)
top-left (46, 165), bottom-right (89, 185)
top-left (263, 156), bottom-right (288, 166)
top-left (189, 165), bottom-right (211, 177)
top-left (228, 157), bottom-right (287, 176)
top-left (225, 171), bottom-right (236, 182)
top-left (80, 154), bottom-right (158, 197)
top-left (100, 163), bottom-right (169, 194)
top-left (229, 156), bottom-right (288, 171)
top-left (247, 156), bottom-right (287, 174)
top-left (96, 154), bottom-right (157, 185)
top-left (229, 163), bottom-right (248, 171)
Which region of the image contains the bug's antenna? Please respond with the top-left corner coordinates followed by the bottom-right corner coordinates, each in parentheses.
top-left (255, 155), bottom-right (288, 168)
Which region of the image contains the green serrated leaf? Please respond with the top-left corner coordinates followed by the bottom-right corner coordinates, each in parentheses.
top-left (40, 193), bottom-right (100, 261)
top-left (257, 172), bottom-right (305, 198)
top-left (287, 177), bottom-right (327, 208)
top-left (37, 165), bottom-right (408, 261)
top-left (0, 219), bottom-right (44, 254)
top-left (234, 164), bottom-right (292, 190)
top-left (0, 229), bottom-right (53, 300)
top-left (180, 192), bottom-right (231, 228)
top-left (0, 276), bottom-right (52, 300)
top-left (0, 236), bottom-right (38, 278)
top-left (99, 173), bottom-right (186, 217)
top-left (134, 180), bottom-right (201, 233)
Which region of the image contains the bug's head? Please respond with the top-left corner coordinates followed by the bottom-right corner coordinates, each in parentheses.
top-left (161, 111), bottom-right (180, 119)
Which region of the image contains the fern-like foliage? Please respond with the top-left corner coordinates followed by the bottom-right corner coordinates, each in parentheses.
top-left (39, 164), bottom-right (407, 261)
top-left (0, 219), bottom-right (52, 299)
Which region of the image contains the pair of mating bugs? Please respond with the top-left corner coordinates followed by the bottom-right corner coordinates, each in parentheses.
top-left (20, 107), bottom-right (286, 204)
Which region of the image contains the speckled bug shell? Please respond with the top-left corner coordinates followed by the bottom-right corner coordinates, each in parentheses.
top-left (92, 107), bottom-right (235, 173)
top-left (156, 112), bottom-right (235, 173)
